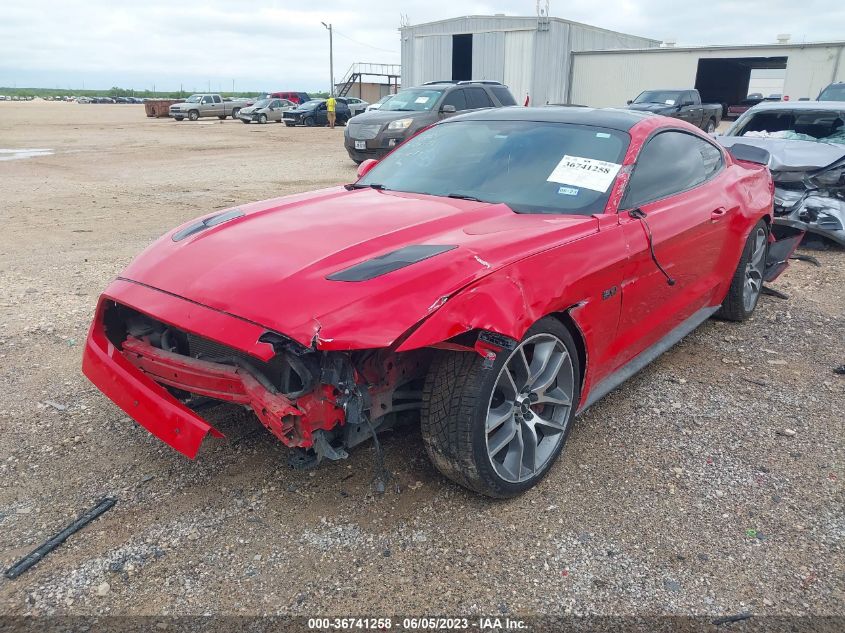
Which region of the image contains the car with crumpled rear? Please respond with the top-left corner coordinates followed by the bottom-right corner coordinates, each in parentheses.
top-left (343, 81), bottom-right (516, 164)
top-left (719, 100), bottom-right (845, 246)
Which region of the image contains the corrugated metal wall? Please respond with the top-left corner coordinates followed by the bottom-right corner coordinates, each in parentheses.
top-left (400, 15), bottom-right (658, 97)
top-left (571, 44), bottom-right (845, 107)
top-left (503, 31), bottom-right (534, 104)
top-left (411, 35), bottom-right (452, 86)
top-left (472, 32), bottom-right (505, 82)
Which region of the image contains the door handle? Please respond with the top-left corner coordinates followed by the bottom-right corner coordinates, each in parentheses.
top-left (711, 207), bottom-right (727, 220)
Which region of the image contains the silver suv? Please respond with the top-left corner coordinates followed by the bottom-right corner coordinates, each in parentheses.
top-left (344, 81), bottom-right (517, 164)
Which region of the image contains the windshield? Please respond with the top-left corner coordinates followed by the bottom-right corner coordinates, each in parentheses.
top-left (185, 96), bottom-right (202, 103)
top-left (381, 89), bottom-right (443, 112)
top-left (358, 120), bottom-right (629, 215)
top-left (298, 100), bottom-right (322, 110)
top-left (634, 90), bottom-right (683, 105)
top-left (729, 109), bottom-right (845, 145)
top-left (253, 99), bottom-right (272, 108)
top-left (819, 85), bottom-right (845, 102)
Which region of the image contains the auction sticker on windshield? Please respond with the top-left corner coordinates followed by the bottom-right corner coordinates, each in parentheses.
top-left (547, 155), bottom-right (622, 193)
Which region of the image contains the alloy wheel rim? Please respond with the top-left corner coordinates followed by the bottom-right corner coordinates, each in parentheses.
top-left (743, 227), bottom-right (766, 312)
top-left (485, 333), bottom-right (574, 484)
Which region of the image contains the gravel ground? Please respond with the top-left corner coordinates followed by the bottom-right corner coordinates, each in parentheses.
top-left (0, 101), bottom-right (842, 618)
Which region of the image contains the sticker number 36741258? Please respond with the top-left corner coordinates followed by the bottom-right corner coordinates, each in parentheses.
top-left (546, 155), bottom-right (622, 193)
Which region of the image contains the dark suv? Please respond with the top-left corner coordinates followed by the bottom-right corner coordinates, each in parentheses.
top-left (343, 81), bottom-right (517, 163)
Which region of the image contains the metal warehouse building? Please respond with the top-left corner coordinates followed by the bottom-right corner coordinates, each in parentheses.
top-left (400, 14), bottom-right (660, 105)
top-left (569, 41), bottom-right (845, 108)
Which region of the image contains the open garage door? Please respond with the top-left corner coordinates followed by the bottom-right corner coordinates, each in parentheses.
top-left (695, 57), bottom-right (787, 112)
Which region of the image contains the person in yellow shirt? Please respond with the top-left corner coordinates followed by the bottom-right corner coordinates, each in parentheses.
top-left (326, 95), bottom-right (337, 129)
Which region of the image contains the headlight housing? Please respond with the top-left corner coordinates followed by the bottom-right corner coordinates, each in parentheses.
top-left (387, 118), bottom-right (413, 131)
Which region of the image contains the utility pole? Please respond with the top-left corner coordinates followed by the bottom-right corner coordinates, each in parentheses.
top-left (321, 22), bottom-right (334, 95)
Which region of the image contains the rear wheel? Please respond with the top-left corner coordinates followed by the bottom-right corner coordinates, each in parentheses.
top-left (706, 118), bottom-right (716, 134)
top-left (716, 219), bottom-right (768, 321)
top-left (231, 108), bottom-right (240, 119)
top-left (174, 116), bottom-right (184, 121)
top-left (421, 318), bottom-right (580, 498)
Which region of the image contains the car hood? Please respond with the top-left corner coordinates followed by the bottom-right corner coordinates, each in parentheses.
top-left (626, 103), bottom-right (673, 113)
top-left (718, 136), bottom-right (845, 172)
top-left (120, 188), bottom-right (598, 350)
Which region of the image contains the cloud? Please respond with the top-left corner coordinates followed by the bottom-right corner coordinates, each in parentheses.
top-left (0, 0), bottom-right (842, 91)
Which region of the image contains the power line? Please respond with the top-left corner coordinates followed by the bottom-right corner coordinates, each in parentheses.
top-left (332, 28), bottom-right (399, 54)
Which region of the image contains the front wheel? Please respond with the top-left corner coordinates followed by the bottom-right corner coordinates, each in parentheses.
top-left (304, 117), bottom-right (315, 127)
top-left (716, 219), bottom-right (769, 321)
top-left (421, 318), bottom-right (580, 498)
top-left (218, 115), bottom-right (227, 120)
top-left (258, 113), bottom-right (268, 124)
top-left (188, 110), bottom-right (199, 121)
top-left (174, 116), bottom-right (184, 121)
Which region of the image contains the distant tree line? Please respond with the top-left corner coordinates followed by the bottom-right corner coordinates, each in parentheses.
top-left (0, 86), bottom-right (331, 99)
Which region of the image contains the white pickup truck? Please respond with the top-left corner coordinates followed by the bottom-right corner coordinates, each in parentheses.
top-left (169, 94), bottom-right (251, 121)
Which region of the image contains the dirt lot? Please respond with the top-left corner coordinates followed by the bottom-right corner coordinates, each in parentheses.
top-left (0, 100), bottom-right (842, 619)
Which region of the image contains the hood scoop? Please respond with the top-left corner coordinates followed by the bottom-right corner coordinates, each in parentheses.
top-left (172, 208), bottom-right (244, 242)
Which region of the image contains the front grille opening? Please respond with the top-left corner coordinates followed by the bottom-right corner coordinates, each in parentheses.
top-left (103, 302), bottom-right (311, 397)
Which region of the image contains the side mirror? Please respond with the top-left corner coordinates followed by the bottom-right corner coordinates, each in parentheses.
top-left (626, 100), bottom-right (633, 105)
top-left (440, 104), bottom-right (456, 114)
top-left (357, 159), bottom-right (379, 179)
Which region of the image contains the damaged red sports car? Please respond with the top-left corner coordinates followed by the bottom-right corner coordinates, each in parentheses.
top-left (83, 107), bottom-right (792, 497)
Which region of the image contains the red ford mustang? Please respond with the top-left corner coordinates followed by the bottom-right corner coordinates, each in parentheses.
top-left (83, 107), bottom-right (795, 497)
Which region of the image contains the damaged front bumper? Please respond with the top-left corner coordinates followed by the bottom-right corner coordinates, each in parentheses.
top-left (82, 280), bottom-right (429, 460)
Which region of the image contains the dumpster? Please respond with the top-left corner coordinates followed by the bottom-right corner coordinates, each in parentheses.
top-left (145, 100), bottom-right (183, 118)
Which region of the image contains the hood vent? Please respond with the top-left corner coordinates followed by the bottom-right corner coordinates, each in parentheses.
top-left (172, 208), bottom-right (245, 242)
top-left (327, 245), bottom-right (457, 282)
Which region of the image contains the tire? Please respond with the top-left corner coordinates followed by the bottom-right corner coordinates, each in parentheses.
top-left (174, 117), bottom-right (184, 122)
top-left (421, 317), bottom-right (581, 498)
top-left (241, 118), bottom-right (250, 124)
top-left (231, 108), bottom-right (240, 119)
top-left (218, 115), bottom-right (227, 120)
top-left (285, 122), bottom-right (294, 127)
top-left (258, 113), bottom-right (267, 124)
top-left (304, 117), bottom-right (315, 127)
top-left (716, 219), bottom-right (769, 322)
top-left (188, 110), bottom-right (199, 121)
top-left (705, 118), bottom-right (716, 134)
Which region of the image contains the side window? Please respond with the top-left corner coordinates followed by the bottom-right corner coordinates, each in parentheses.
top-left (441, 89), bottom-right (467, 111)
top-left (624, 131), bottom-right (724, 208)
top-left (202, 96), bottom-right (212, 104)
top-left (465, 87), bottom-right (494, 109)
top-left (213, 95), bottom-right (222, 104)
top-left (491, 86), bottom-right (517, 106)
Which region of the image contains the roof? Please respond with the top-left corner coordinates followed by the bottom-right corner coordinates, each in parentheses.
top-left (573, 40), bottom-right (845, 55)
top-left (400, 14), bottom-right (660, 45)
top-left (448, 106), bottom-right (653, 131)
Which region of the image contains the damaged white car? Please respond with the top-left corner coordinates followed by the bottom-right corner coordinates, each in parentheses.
top-left (719, 101), bottom-right (845, 247)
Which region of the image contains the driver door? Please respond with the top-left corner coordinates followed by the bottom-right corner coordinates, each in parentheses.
top-left (611, 130), bottom-right (732, 370)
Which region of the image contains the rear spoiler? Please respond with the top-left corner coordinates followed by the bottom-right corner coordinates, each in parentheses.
top-left (727, 143), bottom-right (770, 166)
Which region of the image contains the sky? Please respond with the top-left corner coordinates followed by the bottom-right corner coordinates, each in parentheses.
top-left (1, 0), bottom-right (843, 92)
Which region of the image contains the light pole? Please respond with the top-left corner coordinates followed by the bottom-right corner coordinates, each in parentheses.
top-left (321, 22), bottom-right (334, 96)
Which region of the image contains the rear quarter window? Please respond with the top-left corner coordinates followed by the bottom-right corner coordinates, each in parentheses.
top-left (491, 86), bottom-right (517, 106)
